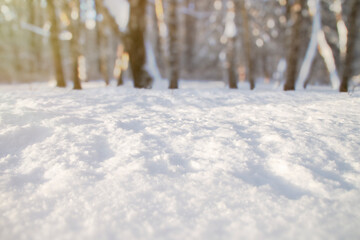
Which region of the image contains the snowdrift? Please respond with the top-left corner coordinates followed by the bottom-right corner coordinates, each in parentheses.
top-left (0, 81), bottom-right (360, 240)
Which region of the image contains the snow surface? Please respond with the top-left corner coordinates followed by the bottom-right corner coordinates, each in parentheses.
top-left (1, 81), bottom-right (360, 240)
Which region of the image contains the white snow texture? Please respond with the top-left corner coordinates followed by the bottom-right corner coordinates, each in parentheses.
top-left (1, 81), bottom-right (360, 240)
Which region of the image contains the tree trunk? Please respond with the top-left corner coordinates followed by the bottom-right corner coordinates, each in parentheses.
top-left (237, 0), bottom-right (255, 90)
top-left (153, 6), bottom-right (163, 69)
top-left (95, 0), bottom-right (110, 86)
top-left (340, 0), bottom-right (359, 92)
top-left (262, 49), bottom-right (270, 82)
top-left (47, 0), bottom-right (66, 87)
top-left (227, 36), bottom-right (238, 89)
top-left (117, 71), bottom-right (124, 86)
top-left (128, 0), bottom-right (153, 88)
top-left (10, 20), bottom-right (22, 79)
top-left (28, 0), bottom-right (36, 73)
top-left (225, 2), bottom-right (238, 89)
top-left (296, 0), bottom-right (320, 90)
top-left (184, 0), bottom-right (196, 74)
top-left (33, 0), bottom-right (44, 72)
top-left (153, 0), bottom-right (166, 72)
top-left (66, 0), bottom-right (82, 90)
top-left (116, 44), bottom-right (125, 86)
top-left (168, 0), bottom-right (179, 89)
top-left (10, 0), bottom-right (23, 81)
top-left (284, 0), bottom-right (304, 91)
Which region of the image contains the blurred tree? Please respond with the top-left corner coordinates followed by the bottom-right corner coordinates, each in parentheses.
top-left (226, 1), bottom-right (237, 89)
top-left (47, 0), bottom-right (66, 87)
top-left (284, 0), bottom-right (305, 91)
top-left (128, 0), bottom-right (153, 88)
top-left (94, 0), bottom-right (110, 86)
top-left (94, 0), bottom-right (127, 86)
top-left (115, 45), bottom-right (126, 86)
top-left (27, 0), bottom-right (37, 73)
top-left (340, 0), bottom-right (359, 92)
top-left (153, 0), bottom-right (167, 73)
top-left (168, 0), bottom-right (179, 89)
top-left (237, 0), bottom-right (255, 90)
top-left (184, 0), bottom-right (196, 74)
top-left (0, 0), bottom-right (358, 89)
top-left (10, 0), bottom-right (22, 79)
top-left (65, 0), bottom-right (82, 89)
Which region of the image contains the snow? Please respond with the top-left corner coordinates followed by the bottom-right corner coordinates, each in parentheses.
top-left (103, 0), bottom-right (129, 31)
top-left (1, 81), bottom-right (360, 240)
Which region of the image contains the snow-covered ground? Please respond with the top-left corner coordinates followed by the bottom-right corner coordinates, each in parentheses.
top-left (1, 80), bottom-right (360, 240)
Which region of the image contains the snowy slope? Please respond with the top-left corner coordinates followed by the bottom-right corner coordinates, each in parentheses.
top-left (0, 81), bottom-right (360, 240)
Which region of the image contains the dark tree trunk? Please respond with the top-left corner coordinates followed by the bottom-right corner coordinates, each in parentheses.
top-left (117, 70), bottom-right (124, 86)
top-left (168, 0), bottom-right (179, 89)
top-left (95, 0), bottom-right (110, 86)
top-left (227, 36), bottom-right (238, 89)
top-left (128, 0), bottom-right (153, 88)
top-left (262, 49), bottom-right (270, 81)
top-left (47, 0), bottom-right (66, 87)
top-left (339, 0), bottom-right (359, 92)
top-left (284, 0), bottom-right (305, 91)
top-left (237, 0), bottom-right (255, 90)
top-left (66, 0), bottom-right (82, 90)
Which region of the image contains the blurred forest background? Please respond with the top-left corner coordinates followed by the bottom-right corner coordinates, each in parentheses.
top-left (0, 0), bottom-right (359, 91)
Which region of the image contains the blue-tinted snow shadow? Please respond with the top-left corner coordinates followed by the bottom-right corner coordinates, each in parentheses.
top-left (231, 123), bottom-right (267, 157)
top-left (231, 162), bottom-right (309, 200)
top-left (117, 119), bottom-right (145, 132)
top-left (55, 116), bottom-right (103, 126)
top-left (325, 150), bottom-right (355, 173)
top-left (309, 166), bottom-right (354, 190)
top-left (231, 123), bottom-right (309, 200)
top-left (123, 127), bottom-right (193, 176)
top-left (297, 154), bottom-right (355, 191)
top-left (76, 135), bottom-right (115, 168)
top-left (292, 138), bottom-right (356, 191)
top-left (144, 152), bottom-right (192, 177)
top-left (116, 110), bottom-right (195, 177)
top-left (141, 133), bottom-right (194, 177)
top-left (9, 167), bottom-right (47, 190)
top-left (231, 123), bottom-right (354, 198)
top-left (0, 125), bottom-right (52, 159)
top-left (54, 134), bottom-right (114, 183)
